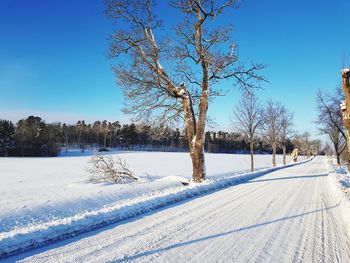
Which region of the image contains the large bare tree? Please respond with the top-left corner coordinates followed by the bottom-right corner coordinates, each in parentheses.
top-left (262, 101), bottom-right (283, 167)
top-left (232, 93), bottom-right (263, 171)
top-left (279, 106), bottom-right (293, 165)
top-left (105, 0), bottom-right (265, 182)
top-left (316, 89), bottom-right (346, 166)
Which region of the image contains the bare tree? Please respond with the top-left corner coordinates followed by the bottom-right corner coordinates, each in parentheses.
top-left (292, 132), bottom-right (320, 158)
top-left (292, 132), bottom-right (309, 157)
top-left (322, 142), bottom-right (333, 156)
top-left (279, 106), bottom-right (293, 165)
top-left (105, 0), bottom-right (265, 182)
top-left (232, 93), bottom-right (263, 171)
top-left (262, 101), bottom-right (283, 167)
top-left (302, 132), bottom-right (311, 157)
top-left (310, 139), bottom-right (321, 155)
top-left (316, 89), bottom-right (346, 165)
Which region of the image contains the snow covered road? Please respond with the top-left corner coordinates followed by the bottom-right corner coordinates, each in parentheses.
top-left (8, 157), bottom-right (350, 262)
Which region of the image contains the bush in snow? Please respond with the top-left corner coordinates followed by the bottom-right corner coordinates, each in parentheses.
top-left (87, 155), bottom-right (138, 183)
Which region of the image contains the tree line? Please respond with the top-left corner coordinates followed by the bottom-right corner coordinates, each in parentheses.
top-left (0, 117), bottom-right (184, 157)
top-left (0, 114), bottom-right (319, 158)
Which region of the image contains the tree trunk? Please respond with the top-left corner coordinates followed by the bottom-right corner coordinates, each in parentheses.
top-left (249, 140), bottom-right (254, 172)
top-left (104, 132), bottom-right (107, 147)
top-left (336, 152), bottom-right (341, 166)
top-left (341, 69), bottom-right (350, 173)
top-left (190, 142), bottom-right (206, 182)
top-left (282, 143), bottom-right (286, 165)
top-left (272, 140), bottom-right (277, 167)
top-left (332, 140), bottom-right (341, 166)
top-left (181, 87), bottom-right (206, 183)
top-left (346, 130), bottom-right (350, 172)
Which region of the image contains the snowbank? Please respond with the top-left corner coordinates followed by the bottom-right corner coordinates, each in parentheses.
top-left (326, 157), bottom-right (350, 237)
top-left (0, 153), bottom-right (309, 258)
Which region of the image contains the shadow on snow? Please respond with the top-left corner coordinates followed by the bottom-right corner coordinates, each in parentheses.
top-left (244, 173), bottom-right (328, 184)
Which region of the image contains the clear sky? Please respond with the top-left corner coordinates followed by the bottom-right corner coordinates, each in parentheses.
top-left (1, 0), bottom-right (350, 138)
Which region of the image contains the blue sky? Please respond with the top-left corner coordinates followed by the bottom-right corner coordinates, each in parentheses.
top-left (1, 0), bottom-right (350, 137)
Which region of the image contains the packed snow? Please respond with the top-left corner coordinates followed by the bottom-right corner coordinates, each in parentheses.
top-left (6, 157), bottom-right (350, 262)
top-left (0, 151), bottom-right (303, 258)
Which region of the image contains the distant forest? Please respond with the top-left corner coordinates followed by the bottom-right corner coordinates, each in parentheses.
top-left (0, 116), bottom-right (297, 157)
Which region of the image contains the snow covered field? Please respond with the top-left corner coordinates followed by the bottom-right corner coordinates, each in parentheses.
top-left (0, 151), bottom-right (303, 258)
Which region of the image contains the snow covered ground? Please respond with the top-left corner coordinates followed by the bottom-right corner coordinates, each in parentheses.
top-left (326, 157), bottom-right (350, 237)
top-left (5, 157), bottom-right (350, 262)
top-left (0, 152), bottom-right (303, 258)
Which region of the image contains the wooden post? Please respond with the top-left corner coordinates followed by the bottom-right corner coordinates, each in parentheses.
top-left (340, 68), bottom-right (350, 173)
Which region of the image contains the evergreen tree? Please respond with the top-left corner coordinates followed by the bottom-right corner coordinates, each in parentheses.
top-left (0, 119), bottom-right (15, 156)
top-left (15, 116), bottom-right (49, 156)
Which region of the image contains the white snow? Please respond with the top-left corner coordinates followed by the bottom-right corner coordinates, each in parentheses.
top-left (179, 89), bottom-right (186, 96)
top-left (342, 68), bottom-right (350, 74)
top-left (326, 157), bottom-right (350, 237)
top-left (5, 157), bottom-right (350, 262)
top-left (0, 151), bottom-right (303, 258)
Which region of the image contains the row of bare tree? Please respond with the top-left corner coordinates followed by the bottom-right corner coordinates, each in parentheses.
top-left (232, 94), bottom-right (294, 172)
top-left (232, 94), bottom-right (322, 172)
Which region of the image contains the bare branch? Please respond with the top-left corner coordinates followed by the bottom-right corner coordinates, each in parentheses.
top-left (87, 155), bottom-right (138, 183)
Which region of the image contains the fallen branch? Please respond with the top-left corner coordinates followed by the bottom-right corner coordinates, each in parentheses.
top-left (87, 155), bottom-right (138, 183)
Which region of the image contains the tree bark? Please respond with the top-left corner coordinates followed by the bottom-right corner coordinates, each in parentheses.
top-left (272, 140), bottom-right (277, 167)
top-left (190, 142), bottom-right (206, 182)
top-left (250, 140), bottom-right (254, 172)
top-left (331, 140), bottom-right (341, 166)
top-left (181, 89), bottom-right (206, 182)
top-left (346, 130), bottom-right (350, 172)
top-left (336, 153), bottom-right (341, 166)
top-left (341, 69), bottom-right (350, 173)
top-left (282, 143), bottom-right (286, 165)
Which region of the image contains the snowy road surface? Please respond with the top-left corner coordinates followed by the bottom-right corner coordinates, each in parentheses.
top-left (9, 157), bottom-right (350, 262)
